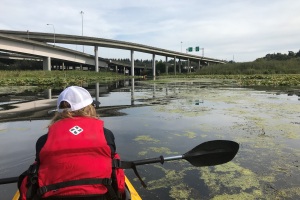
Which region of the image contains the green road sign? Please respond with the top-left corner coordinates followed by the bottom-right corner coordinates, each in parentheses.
top-left (195, 46), bottom-right (200, 51)
top-left (188, 47), bottom-right (193, 52)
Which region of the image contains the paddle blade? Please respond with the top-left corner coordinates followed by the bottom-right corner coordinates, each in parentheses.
top-left (183, 140), bottom-right (239, 167)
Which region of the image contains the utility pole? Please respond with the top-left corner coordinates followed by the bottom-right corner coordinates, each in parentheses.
top-left (181, 41), bottom-right (182, 52)
top-left (80, 11), bottom-right (84, 53)
top-left (46, 24), bottom-right (55, 47)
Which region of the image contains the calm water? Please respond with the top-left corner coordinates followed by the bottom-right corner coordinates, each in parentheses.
top-left (0, 79), bottom-right (299, 200)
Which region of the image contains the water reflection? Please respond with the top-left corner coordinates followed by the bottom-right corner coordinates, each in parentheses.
top-left (0, 79), bottom-right (147, 122)
top-left (131, 78), bottom-right (135, 105)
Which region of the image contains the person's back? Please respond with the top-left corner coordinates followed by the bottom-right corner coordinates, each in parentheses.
top-left (18, 86), bottom-right (124, 200)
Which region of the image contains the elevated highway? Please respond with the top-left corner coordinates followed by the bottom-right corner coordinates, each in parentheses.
top-left (0, 33), bottom-right (99, 68)
top-left (0, 33), bottom-right (144, 73)
top-left (0, 30), bottom-right (226, 75)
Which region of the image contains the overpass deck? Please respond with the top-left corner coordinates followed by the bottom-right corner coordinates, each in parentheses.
top-left (0, 30), bottom-right (225, 64)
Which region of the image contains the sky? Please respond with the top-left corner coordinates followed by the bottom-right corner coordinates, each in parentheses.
top-left (1, 0), bottom-right (300, 62)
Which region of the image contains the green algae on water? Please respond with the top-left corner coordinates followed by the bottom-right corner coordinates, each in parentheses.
top-left (133, 135), bottom-right (160, 143)
top-left (175, 131), bottom-right (197, 138)
top-left (149, 147), bottom-right (178, 155)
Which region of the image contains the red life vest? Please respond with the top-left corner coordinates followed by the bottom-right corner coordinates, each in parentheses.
top-left (38, 117), bottom-right (112, 198)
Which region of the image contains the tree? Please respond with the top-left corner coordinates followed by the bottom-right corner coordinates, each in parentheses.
top-left (288, 51), bottom-right (295, 57)
top-left (156, 61), bottom-right (166, 74)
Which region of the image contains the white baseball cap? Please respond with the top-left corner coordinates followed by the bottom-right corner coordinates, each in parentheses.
top-left (57, 86), bottom-right (93, 112)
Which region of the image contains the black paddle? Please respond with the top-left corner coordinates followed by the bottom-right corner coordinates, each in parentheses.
top-left (0, 140), bottom-right (239, 185)
top-left (120, 140), bottom-right (239, 187)
top-left (121, 140), bottom-right (239, 168)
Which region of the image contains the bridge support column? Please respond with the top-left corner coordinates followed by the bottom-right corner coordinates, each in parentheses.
top-left (115, 65), bottom-right (118, 73)
top-left (131, 50), bottom-right (134, 76)
top-left (174, 56), bottom-right (176, 75)
top-left (179, 59), bottom-right (181, 73)
top-left (198, 60), bottom-right (201, 70)
top-left (95, 46), bottom-right (99, 72)
top-left (188, 59), bottom-right (190, 73)
top-left (43, 57), bottom-right (51, 71)
top-left (165, 56), bottom-right (168, 75)
top-left (152, 54), bottom-right (156, 77)
top-left (44, 89), bottom-right (52, 99)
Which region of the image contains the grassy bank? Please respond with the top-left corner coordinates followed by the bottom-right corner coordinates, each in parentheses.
top-left (159, 74), bottom-right (300, 87)
top-left (0, 70), bottom-right (126, 87)
top-left (196, 58), bottom-right (300, 75)
top-left (1, 70), bottom-right (300, 87)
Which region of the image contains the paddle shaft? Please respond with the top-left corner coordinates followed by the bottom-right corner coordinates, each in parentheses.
top-left (132, 155), bottom-right (183, 166)
top-left (0, 176), bottom-right (18, 184)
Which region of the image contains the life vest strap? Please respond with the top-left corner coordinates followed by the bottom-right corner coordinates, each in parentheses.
top-left (120, 161), bottom-right (147, 188)
top-left (112, 158), bottom-right (121, 168)
top-left (37, 178), bottom-right (112, 196)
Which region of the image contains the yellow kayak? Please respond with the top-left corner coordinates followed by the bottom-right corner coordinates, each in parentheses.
top-left (12, 175), bottom-right (142, 200)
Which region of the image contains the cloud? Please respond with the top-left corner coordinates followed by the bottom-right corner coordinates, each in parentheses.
top-left (1, 0), bottom-right (300, 62)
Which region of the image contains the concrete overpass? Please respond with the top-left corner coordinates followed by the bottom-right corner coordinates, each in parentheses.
top-left (0, 33), bottom-right (146, 73)
top-left (0, 33), bottom-right (104, 70)
top-left (0, 30), bottom-right (226, 76)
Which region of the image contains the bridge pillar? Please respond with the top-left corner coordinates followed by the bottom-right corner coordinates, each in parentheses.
top-left (179, 59), bottom-right (181, 73)
top-left (165, 56), bottom-right (168, 75)
top-left (131, 50), bottom-right (134, 76)
top-left (95, 46), bottom-right (99, 72)
top-left (43, 57), bottom-right (51, 71)
top-left (174, 56), bottom-right (176, 75)
top-left (198, 60), bottom-right (201, 70)
top-left (152, 54), bottom-right (156, 77)
top-left (44, 89), bottom-right (52, 99)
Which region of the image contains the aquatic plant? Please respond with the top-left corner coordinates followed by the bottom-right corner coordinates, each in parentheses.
top-left (0, 70), bottom-right (125, 86)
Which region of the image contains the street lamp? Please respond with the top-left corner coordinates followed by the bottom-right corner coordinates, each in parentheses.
top-left (181, 41), bottom-right (182, 53)
top-left (80, 11), bottom-right (84, 52)
top-left (46, 24), bottom-right (55, 47)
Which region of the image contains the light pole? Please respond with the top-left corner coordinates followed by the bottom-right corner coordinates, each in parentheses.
top-left (181, 41), bottom-right (182, 53)
top-left (80, 11), bottom-right (84, 52)
top-left (46, 24), bottom-right (55, 47)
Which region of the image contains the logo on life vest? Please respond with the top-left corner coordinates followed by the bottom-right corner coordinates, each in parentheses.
top-left (69, 126), bottom-right (83, 135)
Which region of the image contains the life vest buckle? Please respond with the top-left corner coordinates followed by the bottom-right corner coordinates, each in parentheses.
top-left (38, 186), bottom-right (48, 196)
top-left (102, 178), bottom-right (112, 185)
top-left (112, 159), bottom-right (121, 168)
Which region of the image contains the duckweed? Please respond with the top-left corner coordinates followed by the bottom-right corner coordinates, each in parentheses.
top-left (133, 135), bottom-right (160, 143)
top-left (149, 147), bottom-right (178, 155)
top-left (175, 131), bottom-right (197, 138)
top-left (136, 79), bottom-right (300, 199)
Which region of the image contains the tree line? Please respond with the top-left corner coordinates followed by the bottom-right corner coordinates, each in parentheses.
top-left (257, 50), bottom-right (300, 61)
top-left (196, 50), bottom-right (300, 75)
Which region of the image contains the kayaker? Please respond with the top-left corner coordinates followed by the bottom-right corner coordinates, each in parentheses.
top-left (18, 86), bottom-right (125, 200)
